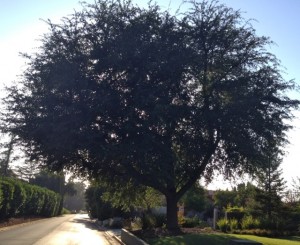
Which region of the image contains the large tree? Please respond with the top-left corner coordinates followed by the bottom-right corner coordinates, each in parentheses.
top-left (2, 0), bottom-right (298, 230)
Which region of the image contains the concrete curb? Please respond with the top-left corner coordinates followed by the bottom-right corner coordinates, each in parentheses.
top-left (92, 220), bottom-right (150, 245)
top-left (93, 220), bottom-right (124, 244)
top-left (121, 229), bottom-right (149, 245)
top-left (106, 230), bottom-right (125, 245)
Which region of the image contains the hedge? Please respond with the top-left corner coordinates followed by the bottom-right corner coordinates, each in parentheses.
top-left (0, 177), bottom-right (62, 219)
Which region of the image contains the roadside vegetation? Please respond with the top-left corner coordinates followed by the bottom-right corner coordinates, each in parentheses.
top-left (83, 179), bottom-right (300, 245)
top-left (0, 177), bottom-right (61, 219)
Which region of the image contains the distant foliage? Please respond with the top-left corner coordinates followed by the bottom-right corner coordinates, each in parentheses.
top-left (85, 184), bottom-right (125, 220)
top-left (226, 206), bottom-right (246, 224)
top-left (180, 184), bottom-right (208, 213)
top-left (0, 177), bottom-right (62, 219)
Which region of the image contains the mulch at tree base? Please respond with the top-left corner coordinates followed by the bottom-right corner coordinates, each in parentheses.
top-left (132, 227), bottom-right (220, 240)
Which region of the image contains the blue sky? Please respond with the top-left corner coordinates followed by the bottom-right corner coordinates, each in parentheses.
top-left (1, 0), bottom-right (299, 188)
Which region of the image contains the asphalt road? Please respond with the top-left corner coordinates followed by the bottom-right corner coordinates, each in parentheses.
top-left (0, 214), bottom-right (119, 245)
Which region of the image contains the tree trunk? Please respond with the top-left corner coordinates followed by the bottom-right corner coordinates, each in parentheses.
top-left (2, 136), bottom-right (14, 176)
top-left (166, 194), bottom-right (179, 231)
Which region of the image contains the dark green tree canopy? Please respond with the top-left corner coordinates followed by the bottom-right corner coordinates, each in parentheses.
top-left (3, 0), bottom-right (299, 229)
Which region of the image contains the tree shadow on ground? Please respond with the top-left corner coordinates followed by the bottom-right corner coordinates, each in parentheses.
top-left (71, 215), bottom-right (104, 231)
top-left (279, 236), bottom-right (300, 242)
top-left (148, 233), bottom-right (232, 245)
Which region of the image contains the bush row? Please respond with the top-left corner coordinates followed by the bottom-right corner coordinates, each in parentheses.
top-left (217, 215), bottom-right (300, 236)
top-left (0, 177), bottom-right (62, 219)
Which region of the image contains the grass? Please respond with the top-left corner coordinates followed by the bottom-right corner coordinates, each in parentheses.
top-left (147, 233), bottom-right (300, 245)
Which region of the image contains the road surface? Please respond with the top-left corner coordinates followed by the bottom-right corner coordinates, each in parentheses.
top-left (0, 214), bottom-right (119, 245)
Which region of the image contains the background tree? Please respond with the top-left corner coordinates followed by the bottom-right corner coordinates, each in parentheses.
top-left (180, 183), bottom-right (208, 214)
top-left (99, 179), bottom-right (164, 213)
top-left (254, 150), bottom-right (286, 221)
top-left (13, 159), bottom-right (41, 181)
top-left (234, 182), bottom-right (257, 210)
top-left (2, 0), bottom-right (298, 230)
top-left (214, 189), bottom-right (236, 209)
top-left (85, 182), bottom-right (124, 220)
top-left (64, 181), bottom-right (86, 212)
top-left (290, 177), bottom-right (300, 204)
top-left (0, 134), bottom-right (17, 177)
top-left (30, 170), bottom-right (76, 213)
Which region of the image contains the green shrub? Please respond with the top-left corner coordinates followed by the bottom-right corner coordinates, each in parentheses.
top-left (61, 208), bottom-right (71, 214)
top-left (153, 213), bottom-right (166, 227)
top-left (23, 184), bottom-right (35, 216)
top-left (241, 215), bottom-right (260, 230)
top-left (42, 190), bottom-right (60, 217)
top-left (283, 211), bottom-right (300, 231)
top-left (181, 216), bottom-right (200, 228)
top-left (142, 213), bottom-right (156, 229)
top-left (217, 218), bottom-right (229, 232)
top-left (141, 213), bottom-right (167, 229)
top-left (29, 186), bottom-right (45, 215)
top-left (229, 218), bottom-right (238, 231)
top-left (9, 180), bottom-right (26, 216)
top-left (0, 184), bottom-right (2, 210)
top-left (258, 216), bottom-right (286, 230)
top-left (198, 220), bottom-right (211, 229)
top-left (0, 177), bottom-right (62, 219)
top-left (0, 180), bottom-right (14, 218)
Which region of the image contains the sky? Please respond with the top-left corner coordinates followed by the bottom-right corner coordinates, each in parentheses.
top-left (0, 0), bottom-right (299, 189)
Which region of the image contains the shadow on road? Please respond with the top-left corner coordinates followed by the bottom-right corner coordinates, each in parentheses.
top-left (71, 215), bottom-right (103, 231)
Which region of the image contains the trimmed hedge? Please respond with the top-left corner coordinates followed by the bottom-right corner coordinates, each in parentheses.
top-left (0, 177), bottom-right (62, 219)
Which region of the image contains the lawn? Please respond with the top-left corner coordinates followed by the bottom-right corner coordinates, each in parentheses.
top-left (147, 233), bottom-right (300, 245)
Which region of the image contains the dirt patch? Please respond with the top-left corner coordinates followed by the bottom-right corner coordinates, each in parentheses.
top-left (181, 227), bottom-right (220, 234)
top-left (0, 217), bottom-right (45, 230)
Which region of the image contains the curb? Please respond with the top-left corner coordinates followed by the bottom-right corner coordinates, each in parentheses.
top-left (121, 229), bottom-right (149, 245)
top-left (93, 220), bottom-right (124, 244)
top-left (106, 230), bottom-right (125, 245)
top-left (92, 220), bottom-right (149, 245)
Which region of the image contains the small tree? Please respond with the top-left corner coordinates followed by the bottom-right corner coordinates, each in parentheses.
top-left (255, 149), bottom-right (286, 221)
